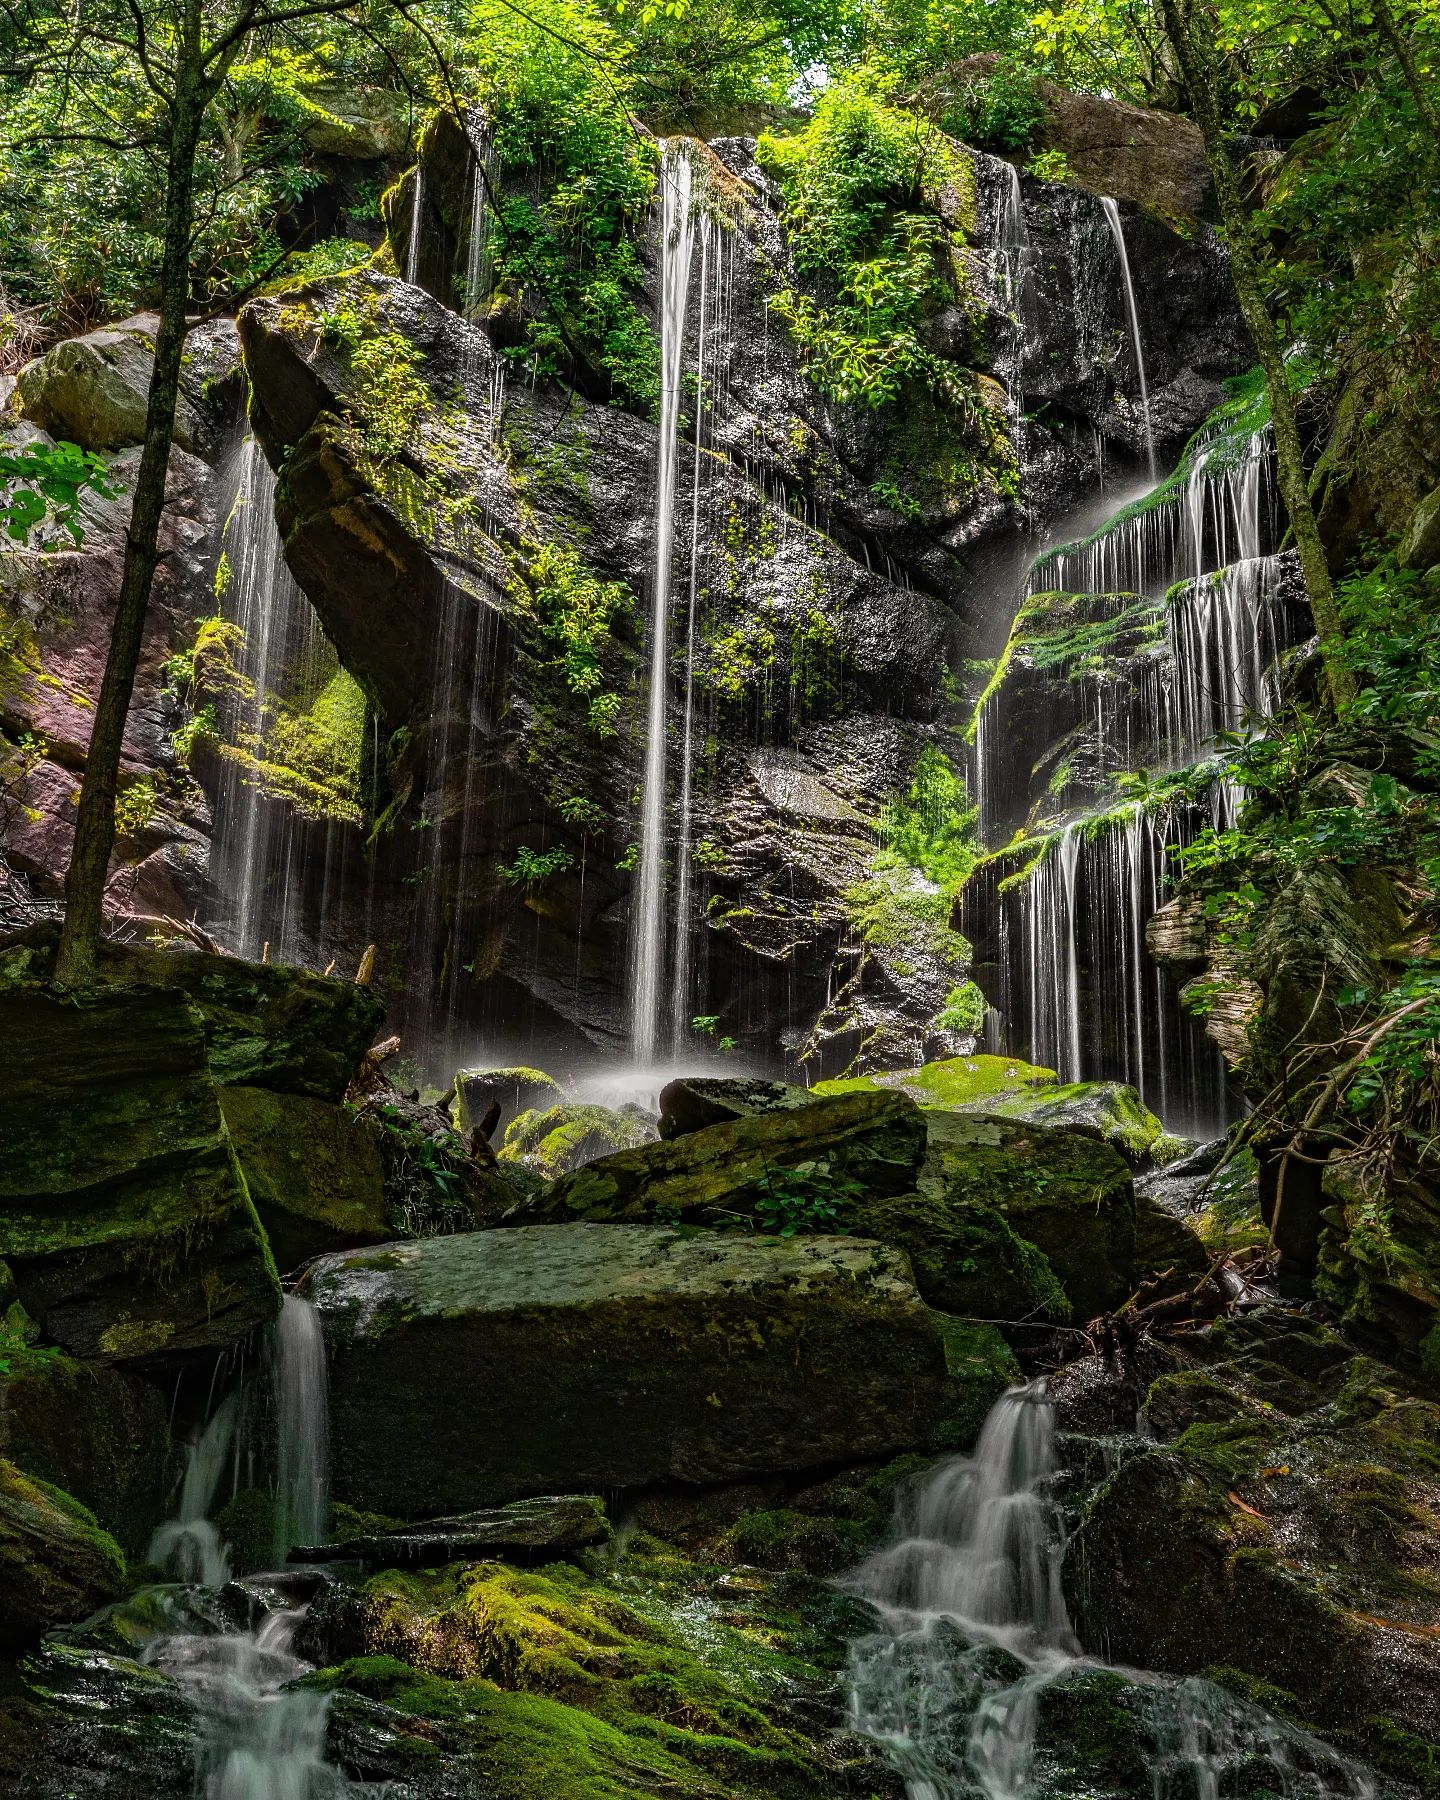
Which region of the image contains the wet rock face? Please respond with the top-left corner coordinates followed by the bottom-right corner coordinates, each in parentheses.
top-left (0, 981), bottom-right (281, 1363)
top-left (1064, 1310), bottom-right (1440, 1777)
top-left (308, 1223), bottom-right (955, 1514)
top-left (232, 111), bottom-right (1244, 1078)
top-left (0, 441), bottom-right (218, 936)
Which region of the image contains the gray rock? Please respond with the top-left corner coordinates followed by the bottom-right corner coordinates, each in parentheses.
top-left (1400, 484), bottom-right (1440, 571)
top-left (657, 1074), bottom-right (818, 1139)
top-left (293, 1493), bottom-right (610, 1565)
top-left (454, 1065), bottom-right (563, 1135)
top-left (308, 1223), bottom-right (953, 1515)
top-left (16, 323), bottom-right (200, 453)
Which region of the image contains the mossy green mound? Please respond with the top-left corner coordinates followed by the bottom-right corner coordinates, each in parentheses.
top-left (500, 1103), bottom-right (655, 1180)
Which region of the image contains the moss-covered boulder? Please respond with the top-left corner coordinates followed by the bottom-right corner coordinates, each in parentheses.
top-left (15, 322), bottom-right (199, 453)
top-left (299, 1527), bottom-right (905, 1800)
top-left (922, 1112), bottom-right (1139, 1317)
top-left (499, 1103), bottom-right (656, 1180)
top-left (1315, 1152), bottom-right (1440, 1362)
top-left (0, 929), bottom-right (385, 1101)
top-left (219, 1084), bottom-right (388, 1271)
top-left (454, 1066), bottom-right (564, 1135)
top-left (1066, 1312), bottom-right (1440, 1768)
top-left (0, 1345), bottom-right (172, 1555)
top-left (0, 1460), bottom-right (126, 1648)
top-left (0, 983), bottom-right (281, 1362)
top-left (308, 1224), bottom-right (957, 1515)
top-left (515, 1089), bottom-right (927, 1226)
top-left (817, 1056), bottom-right (1180, 1166)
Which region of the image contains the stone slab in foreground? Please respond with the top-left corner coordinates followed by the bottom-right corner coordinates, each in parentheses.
top-left (308, 1224), bottom-right (950, 1516)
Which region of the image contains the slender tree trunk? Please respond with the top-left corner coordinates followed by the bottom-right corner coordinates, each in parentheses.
top-left (54, 23), bottom-right (208, 985)
top-left (1156, 0), bottom-right (1357, 713)
top-left (1372, 0), bottom-right (1440, 151)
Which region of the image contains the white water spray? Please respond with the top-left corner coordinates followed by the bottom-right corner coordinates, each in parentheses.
top-left (271, 1294), bottom-right (330, 1561)
top-left (847, 1383), bottom-right (1375, 1800)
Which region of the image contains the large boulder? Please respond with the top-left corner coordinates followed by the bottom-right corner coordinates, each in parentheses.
top-left (1065, 1314), bottom-right (1440, 1776)
top-left (658, 1075), bottom-right (820, 1139)
top-left (0, 1460), bottom-right (126, 1649)
top-left (454, 1065), bottom-right (564, 1135)
top-left (219, 1085), bottom-right (389, 1271)
top-left (0, 982), bottom-right (281, 1362)
top-left (0, 931), bottom-right (386, 1100)
top-left (308, 1224), bottom-right (957, 1515)
top-left (15, 321), bottom-right (200, 453)
top-left (923, 1112), bottom-right (1139, 1318)
top-left (516, 1089), bottom-right (927, 1226)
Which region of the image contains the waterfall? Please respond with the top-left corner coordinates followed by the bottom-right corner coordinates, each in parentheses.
top-left (140, 1298), bottom-right (347, 1797)
top-left (147, 1391), bottom-right (242, 1589)
top-left (846, 1384), bottom-right (1375, 1800)
top-left (462, 116), bottom-right (506, 441)
top-left (271, 1294), bottom-right (329, 1561)
top-left (405, 163), bottom-right (424, 286)
top-left (206, 439), bottom-right (361, 968)
top-left (988, 159), bottom-right (1035, 483)
top-left (630, 142), bottom-right (699, 1065)
top-left (1100, 198), bottom-right (1155, 479)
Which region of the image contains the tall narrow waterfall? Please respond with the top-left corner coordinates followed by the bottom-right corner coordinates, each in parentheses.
top-left (847, 1384), bottom-right (1373, 1800)
top-left (1100, 197), bottom-right (1155, 478)
top-left (271, 1293), bottom-right (329, 1560)
top-left (630, 143), bottom-right (699, 1064)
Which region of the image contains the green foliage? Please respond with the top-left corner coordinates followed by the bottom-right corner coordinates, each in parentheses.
top-left (520, 541), bottom-right (635, 734)
top-left (1027, 148), bottom-right (1071, 183)
top-left (322, 293), bottom-right (431, 464)
top-left (940, 60), bottom-right (1046, 153)
top-left (0, 439), bottom-right (114, 545)
top-left (758, 79), bottom-right (979, 412)
top-left (937, 978), bottom-right (986, 1034)
top-left (740, 1159), bottom-right (865, 1236)
top-left (877, 745), bottom-right (980, 890)
top-left (500, 844), bottom-right (575, 884)
top-left (368, 1103), bottom-right (475, 1236)
top-left (692, 1013), bottom-right (738, 1052)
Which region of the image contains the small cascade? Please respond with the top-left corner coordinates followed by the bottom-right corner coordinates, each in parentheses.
top-left (987, 159), bottom-right (1036, 483)
top-left (461, 115), bottom-right (506, 438)
top-left (148, 1390), bottom-right (243, 1589)
top-left (1100, 197), bottom-right (1155, 479)
top-left (271, 1293), bottom-right (329, 1561)
top-left (630, 142), bottom-right (699, 1066)
top-left (206, 439), bottom-right (363, 968)
top-left (846, 1384), bottom-right (1375, 1800)
top-left (405, 163), bottom-right (425, 286)
top-left (141, 1296), bottom-right (347, 1797)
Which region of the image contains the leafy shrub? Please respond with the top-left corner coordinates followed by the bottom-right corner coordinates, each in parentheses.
top-left (941, 62), bottom-right (1046, 153)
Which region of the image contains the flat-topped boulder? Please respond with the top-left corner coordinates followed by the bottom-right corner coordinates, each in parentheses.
top-left (294, 1494), bottom-right (610, 1567)
top-left (307, 1224), bottom-right (955, 1515)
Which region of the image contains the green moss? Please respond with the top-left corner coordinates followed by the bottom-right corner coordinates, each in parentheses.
top-left (932, 1319), bottom-right (1021, 1446)
top-left (936, 980), bottom-right (987, 1034)
top-left (214, 1488), bottom-right (276, 1571)
top-left (722, 1509), bottom-right (865, 1577)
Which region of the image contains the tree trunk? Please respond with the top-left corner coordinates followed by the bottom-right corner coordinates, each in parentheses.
top-left (1156, 0), bottom-right (1357, 713)
top-left (1372, 0), bottom-right (1440, 152)
top-left (53, 20), bottom-right (209, 986)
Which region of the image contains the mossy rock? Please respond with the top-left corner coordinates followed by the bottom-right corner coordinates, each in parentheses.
top-left (921, 1111), bottom-right (1138, 1318)
top-left (514, 1089), bottom-right (926, 1228)
top-left (455, 1066), bottom-right (565, 1136)
top-left (814, 1052), bottom-right (1057, 1109)
top-left (0, 1459), bottom-right (126, 1649)
top-left (0, 982), bottom-right (281, 1362)
top-left (0, 1347), bottom-right (173, 1555)
top-left (220, 1084), bottom-right (389, 1271)
top-left (848, 1188), bottom-right (1071, 1325)
top-left (0, 929), bottom-right (386, 1100)
top-left (500, 1103), bottom-right (656, 1180)
top-left (300, 1534), bottom-right (904, 1799)
top-left (309, 1224), bottom-right (955, 1515)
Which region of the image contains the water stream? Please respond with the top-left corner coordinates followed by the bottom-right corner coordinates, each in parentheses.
top-left (143, 1295), bottom-right (346, 1799)
top-left (847, 1383), bottom-right (1374, 1800)
top-left (630, 141), bottom-right (699, 1066)
top-left (1100, 198), bottom-right (1156, 480)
